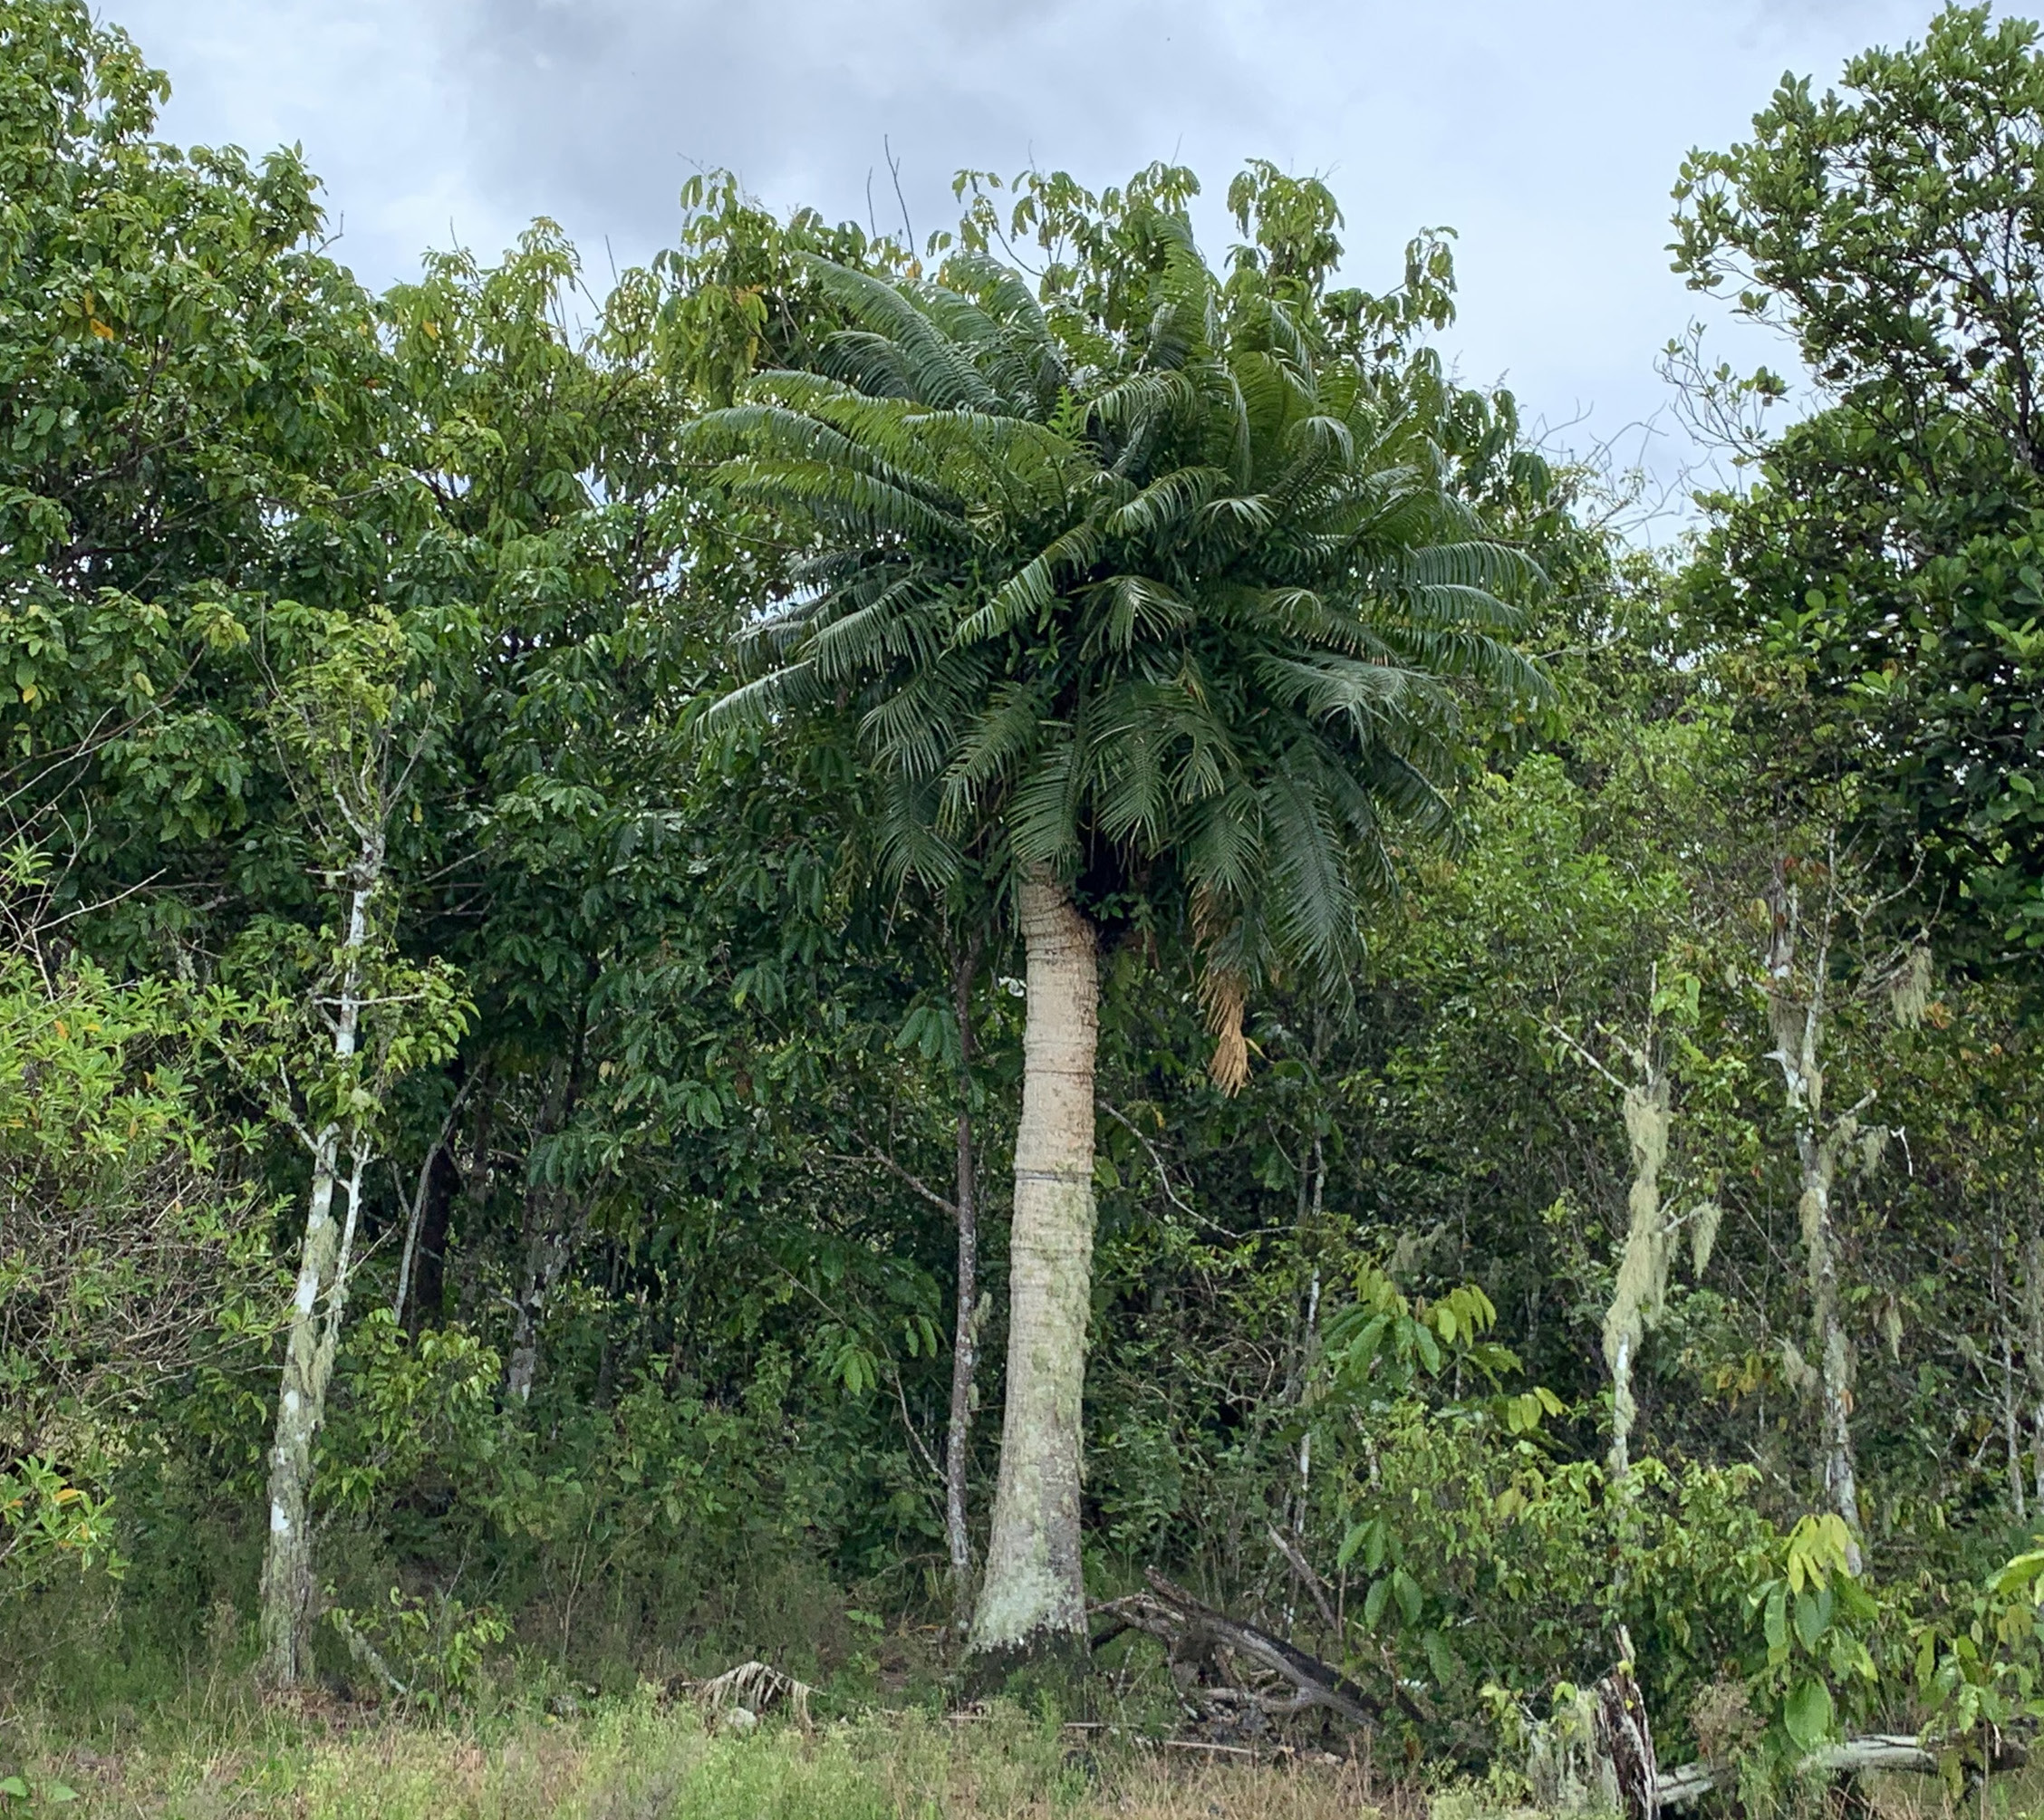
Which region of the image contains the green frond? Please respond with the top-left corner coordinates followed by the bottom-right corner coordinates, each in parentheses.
top-left (1250, 652), bottom-right (1423, 728)
top-left (696, 657), bottom-right (823, 733)
top-left (1403, 538), bottom-right (1545, 594)
top-left (723, 455), bottom-right (973, 548)
top-left (1401, 581), bottom-right (1528, 632)
top-left (939, 252), bottom-right (1067, 401)
top-left (1181, 784), bottom-right (1264, 903)
top-left (1283, 412), bottom-right (1355, 467)
top-left (1090, 370), bottom-right (1201, 441)
top-left (1088, 573), bottom-right (1193, 653)
top-left (699, 221), bottom-right (1548, 997)
top-left (953, 520), bottom-right (1105, 644)
top-left (1086, 710), bottom-right (1172, 851)
top-left (873, 775), bottom-right (965, 892)
top-left (796, 255), bottom-right (1005, 411)
top-left (1259, 756), bottom-right (1359, 976)
top-left (1102, 466), bottom-right (1230, 540)
top-left (942, 679), bottom-right (1054, 821)
top-left (1006, 740), bottom-right (1083, 868)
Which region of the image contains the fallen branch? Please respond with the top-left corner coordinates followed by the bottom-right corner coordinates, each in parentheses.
top-left (1266, 1525), bottom-right (1339, 1632)
top-left (1655, 1730), bottom-right (2029, 1808)
top-left (1091, 1569), bottom-right (1383, 1729)
top-left (327, 1609), bottom-right (409, 1700)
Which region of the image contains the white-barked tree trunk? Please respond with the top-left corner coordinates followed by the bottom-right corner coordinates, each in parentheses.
top-left (258, 829), bottom-right (381, 1687)
top-left (1763, 854), bottom-right (1867, 1573)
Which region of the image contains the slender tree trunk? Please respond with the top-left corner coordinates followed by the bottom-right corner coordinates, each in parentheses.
top-left (2006, 1325), bottom-right (2028, 1523)
top-left (1796, 1127), bottom-right (1864, 1558)
top-left (1764, 853), bottom-right (1866, 1573)
top-left (424, 1081), bottom-right (493, 1334)
top-left (1289, 1135), bottom-right (1326, 1541)
top-left (506, 1062), bottom-right (574, 1404)
top-left (258, 835), bottom-right (380, 1689)
top-left (1296, 1266), bottom-right (1320, 1526)
top-left (506, 1225), bottom-right (569, 1404)
top-left (2024, 1235), bottom-right (2044, 1513)
top-left (971, 869), bottom-right (1097, 1659)
top-left (399, 1143), bottom-right (458, 1332)
top-left (396, 1060), bottom-right (468, 1331)
top-left (393, 1094), bottom-right (466, 1328)
top-left (946, 927), bottom-right (988, 1632)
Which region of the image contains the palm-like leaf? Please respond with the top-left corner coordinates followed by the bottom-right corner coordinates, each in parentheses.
top-left (687, 230), bottom-right (1546, 1024)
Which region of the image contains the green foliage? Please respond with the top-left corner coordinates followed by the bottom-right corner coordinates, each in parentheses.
top-left (14, 0), bottom-right (2044, 1801)
top-left (1909, 1541), bottom-right (2044, 1748)
top-left (1675, 5), bottom-right (2044, 960)
top-left (1322, 1408), bottom-right (1780, 1746)
top-left (0, 891), bottom-right (273, 1597)
top-left (326, 1586), bottom-right (508, 1713)
top-left (0, 1457), bottom-right (112, 1588)
top-left (689, 188), bottom-right (1546, 1011)
top-left (1748, 1515), bottom-right (1881, 1754)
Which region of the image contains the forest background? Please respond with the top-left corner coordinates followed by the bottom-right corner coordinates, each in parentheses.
top-left (11, 0), bottom-right (2044, 1810)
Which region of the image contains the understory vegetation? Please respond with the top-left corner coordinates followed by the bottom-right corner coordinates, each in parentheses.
top-left (15, 0), bottom-right (2044, 1812)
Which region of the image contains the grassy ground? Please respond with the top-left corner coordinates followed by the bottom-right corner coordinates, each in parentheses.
top-left (7, 1647), bottom-right (2044, 1820)
top-left (8, 1696), bottom-right (2044, 1820)
top-left (0, 1692), bottom-right (1437, 1820)
top-left (8, 1696), bottom-right (2044, 1817)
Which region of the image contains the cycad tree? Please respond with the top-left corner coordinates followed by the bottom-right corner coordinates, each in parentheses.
top-left (688, 197), bottom-right (1541, 1659)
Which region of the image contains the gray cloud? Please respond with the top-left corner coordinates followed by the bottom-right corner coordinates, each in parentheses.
top-left (117, 0), bottom-right (1945, 505)
top-left (429, 0), bottom-right (1280, 247)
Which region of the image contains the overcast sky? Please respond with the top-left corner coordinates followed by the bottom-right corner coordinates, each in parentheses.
top-left (111, 0), bottom-right (1956, 512)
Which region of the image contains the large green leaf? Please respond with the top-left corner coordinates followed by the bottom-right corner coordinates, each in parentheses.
top-left (1783, 1677), bottom-right (1835, 1753)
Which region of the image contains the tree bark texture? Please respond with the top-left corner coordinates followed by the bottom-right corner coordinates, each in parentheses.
top-left (971, 870), bottom-right (1098, 1656)
top-left (506, 1061), bottom-right (575, 1404)
top-left (946, 927), bottom-right (987, 1629)
top-left (1795, 1125), bottom-right (1865, 1555)
top-left (258, 840), bottom-right (379, 1688)
top-left (1764, 857), bottom-right (1866, 1572)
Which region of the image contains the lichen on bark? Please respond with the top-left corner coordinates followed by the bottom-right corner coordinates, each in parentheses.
top-left (971, 869), bottom-right (1098, 1656)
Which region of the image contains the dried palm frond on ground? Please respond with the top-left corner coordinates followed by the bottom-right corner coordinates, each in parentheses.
top-left (683, 1657), bottom-right (815, 1730)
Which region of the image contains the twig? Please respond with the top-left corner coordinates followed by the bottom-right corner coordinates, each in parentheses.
top-left (1266, 1525), bottom-right (1338, 1632)
top-left (843, 1137), bottom-right (957, 1218)
top-left (1102, 1101), bottom-right (1236, 1237)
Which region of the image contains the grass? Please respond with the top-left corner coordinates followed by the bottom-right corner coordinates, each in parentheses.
top-left (6, 1612), bottom-right (2044, 1820)
top-left (0, 1693), bottom-right (1433, 1820)
top-left (9, 1693), bottom-right (2044, 1817)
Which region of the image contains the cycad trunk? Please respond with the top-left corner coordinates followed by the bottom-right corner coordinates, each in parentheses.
top-left (970, 870), bottom-right (1097, 1659)
top-left (258, 839), bottom-right (380, 1688)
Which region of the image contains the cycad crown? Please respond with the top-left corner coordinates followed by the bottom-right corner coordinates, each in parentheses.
top-left (691, 221), bottom-right (1543, 1022)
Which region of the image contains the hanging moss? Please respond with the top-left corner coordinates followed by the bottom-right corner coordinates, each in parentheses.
top-left (1690, 1199), bottom-right (1723, 1277)
top-left (1603, 1070), bottom-right (1672, 1482)
top-left (1887, 938), bottom-right (1933, 1027)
